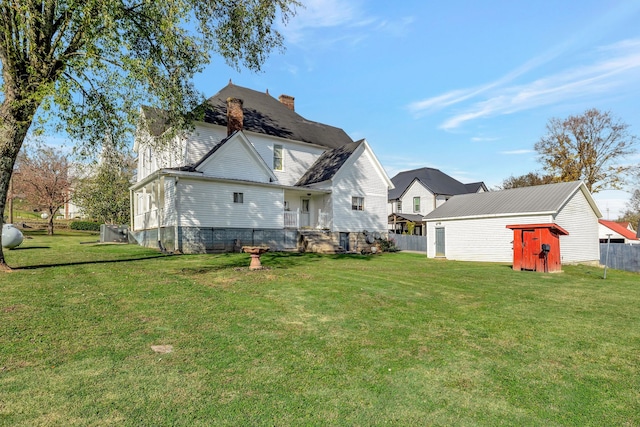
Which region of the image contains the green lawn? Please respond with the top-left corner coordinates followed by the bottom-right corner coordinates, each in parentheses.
top-left (1, 232), bottom-right (639, 426)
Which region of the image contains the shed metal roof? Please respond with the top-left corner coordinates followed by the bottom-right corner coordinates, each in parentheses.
top-left (424, 181), bottom-right (601, 220)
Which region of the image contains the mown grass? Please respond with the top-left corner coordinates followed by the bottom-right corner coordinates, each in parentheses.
top-left (1, 232), bottom-right (639, 426)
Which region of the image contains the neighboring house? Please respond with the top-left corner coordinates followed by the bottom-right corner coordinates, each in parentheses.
top-left (598, 219), bottom-right (640, 244)
top-left (424, 181), bottom-right (602, 265)
top-left (130, 82), bottom-right (393, 253)
top-left (388, 167), bottom-right (486, 235)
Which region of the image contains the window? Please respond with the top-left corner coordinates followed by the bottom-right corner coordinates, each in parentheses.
top-left (397, 200), bottom-right (402, 213)
top-left (413, 197), bottom-right (420, 212)
top-left (352, 196), bottom-right (364, 211)
top-left (273, 144), bottom-right (283, 170)
top-left (284, 201), bottom-right (290, 211)
top-left (233, 192), bottom-right (244, 203)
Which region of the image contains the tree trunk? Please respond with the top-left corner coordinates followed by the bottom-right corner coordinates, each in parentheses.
top-left (47, 209), bottom-right (55, 235)
top-left (0, 95), bottom-right (39, 271)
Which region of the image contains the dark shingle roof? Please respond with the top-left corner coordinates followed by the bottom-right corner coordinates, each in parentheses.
top-left (388, 167), bottom-right (484, 200)
top-left (424, 181), bottom-right (598, 220)
top-left (296, 140), bottom-right (363, 186)
top-left (202, 83), bottom-right (353, 149)
top-left (140, 106), bottom-right (170, 136)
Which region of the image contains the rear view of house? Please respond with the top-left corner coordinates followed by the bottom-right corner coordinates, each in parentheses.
top-left (130, 82), bottom-right (393, 253)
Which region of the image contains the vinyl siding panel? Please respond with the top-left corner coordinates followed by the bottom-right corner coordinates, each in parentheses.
top-left (176, 179), bottom-right (283, 228)
top-left (554, 190), bottom-right (600, 263)
top-left (249, 133), bottom-right (325, 186)
top-left (426, 214), bottom-right (551, 261)
top-left (332, 147), bottom-right (389, 233)
top-left (185, 123), bottom-right (226, 164)
top-left (162, 177), bottom-right (176, 227)
top-left (198, 139), bottom-right (271, 183)
top-left (400, 181), bottom-right (436, 216)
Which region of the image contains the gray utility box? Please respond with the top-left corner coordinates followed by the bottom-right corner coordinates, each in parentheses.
top-left (100, 224), bottom-right (129, 243)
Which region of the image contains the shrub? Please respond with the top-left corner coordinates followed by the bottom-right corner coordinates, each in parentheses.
top-left (376, 236), bottom-right (399, 252)
top-left (70, 221), bottom-right (101, 231)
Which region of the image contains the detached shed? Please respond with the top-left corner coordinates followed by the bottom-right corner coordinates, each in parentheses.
top-left (506, 223), bottom-right (569, 272)
top-left (424, 181), bottom-right (601, 265)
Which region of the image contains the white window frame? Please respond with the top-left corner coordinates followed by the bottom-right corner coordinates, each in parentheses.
top-left (352, 196), bottom-right (364, 211)
top-left (273, 144), bottom-right (283, 171)
top-left (413, 196), bottom-right (420, 212)
top-left (233, 192), bottom-right (244, 204)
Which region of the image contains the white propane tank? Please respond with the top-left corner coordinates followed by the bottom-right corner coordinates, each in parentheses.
top-left (2, 224), bottom-right (24, 249)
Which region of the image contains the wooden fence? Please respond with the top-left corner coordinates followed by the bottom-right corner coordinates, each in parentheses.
top-left (392, 234), bottom-right (427, 253)
top-left (600, 243), bottom-right (640, 273)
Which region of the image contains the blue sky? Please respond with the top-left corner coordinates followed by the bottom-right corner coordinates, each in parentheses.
top-left (190, 0), bottom-right (640, 219)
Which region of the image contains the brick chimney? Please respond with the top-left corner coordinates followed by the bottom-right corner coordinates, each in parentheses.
top-left (278, 94), bottom-right (295, 111)
top-left (226, 97), bottom-right (243, 136)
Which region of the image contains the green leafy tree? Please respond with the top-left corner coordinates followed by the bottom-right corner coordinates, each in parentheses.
top-left (73, 150), bottom-right (135, 225)
top-left (0, 0), bottom-right (299, 270)
top-left (534, 109), bottom-right (637, 193)
top-left (498, 172), bottom-right (556, 190)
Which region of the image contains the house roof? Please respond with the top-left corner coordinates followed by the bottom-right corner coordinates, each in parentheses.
top-left (599, 219), bottom-right (639, 240)
top-left (202, 83), bottom-right (353, 149)
top-left (296, 140), bottom-right (363, 186)
top-left (388, 167), bottom-right (484, 200)
top-left (389, 213), bottom-right (424, 223)
top-left (140, 83), bottom-right (354, 150)
top-left (424, 181), bottom-right (602, 220)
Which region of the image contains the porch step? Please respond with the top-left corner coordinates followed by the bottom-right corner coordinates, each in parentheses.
top-left (298, 231), bottom-right (344, 254)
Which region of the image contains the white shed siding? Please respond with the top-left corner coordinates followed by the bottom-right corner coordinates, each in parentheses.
top-left (426, 214), bottom-right (551, 261)
top-left (332, 147), bottom-right (389, 233)
top-left (198, 140), bottom-right (271, 183)
top-left (554, 190), bottom-right (600, 263)
top-left (184, 123), bottom-right (226, 164)
top-left (249, 133), bottom-right (325, 186)
top-left (176, 179), bottom-right (283, 228)
top-left (401, 181), bottom-right (436, 216)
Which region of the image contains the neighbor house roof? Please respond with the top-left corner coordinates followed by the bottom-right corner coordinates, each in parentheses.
top-left (599, 219), bottom-right (639, 241)
top-left (296, 140), bottom-right (363, 186)
top-left (424, 181), bottom-right (602, 220)
top-left (389, 213), bottom-right (424, 223)
top-left (388, 167), bottom-right (485, 201)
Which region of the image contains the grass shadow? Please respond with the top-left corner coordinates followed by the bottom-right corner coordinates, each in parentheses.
top-left (13, 254), bottom-right (170, 270)
top-left (8, 246), bottom-right (51, 250)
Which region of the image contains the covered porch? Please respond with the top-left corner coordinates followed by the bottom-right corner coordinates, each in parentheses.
top-left (130, 177), bottom-right (163, 232)
top-left (389, 213), bottom-right (425, 236)
top-left (283, 188), bottom-right (332, 230)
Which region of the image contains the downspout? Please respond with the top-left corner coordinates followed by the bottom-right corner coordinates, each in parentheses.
top-left (156, 170), bottom-right (166, 253)
top-left (174, 176), bottom-right (179, 253)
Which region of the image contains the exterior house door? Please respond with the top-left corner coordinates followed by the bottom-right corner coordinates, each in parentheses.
top-left (522, 230), bottom-right (538, 270)
top-left (300, 198), bottom-right (310, 227)
top-left (435, 227), bottom-right (445, 257)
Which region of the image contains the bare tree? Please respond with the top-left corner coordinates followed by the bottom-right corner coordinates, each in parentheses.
top-left (14, 146), bottom-right (72, 235)
top-left (534, 109), bottom-right (638, 193)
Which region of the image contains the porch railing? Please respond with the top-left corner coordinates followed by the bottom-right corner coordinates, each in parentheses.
top-left (317, 209), bottom-right (331, 230)
top-left (134, 208), bottom-right (158, 231)
top-left (284, 209), bottom-right (299, 229)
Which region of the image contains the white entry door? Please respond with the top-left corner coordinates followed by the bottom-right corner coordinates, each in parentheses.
top-left (300, 198), bottom-right (310, 227)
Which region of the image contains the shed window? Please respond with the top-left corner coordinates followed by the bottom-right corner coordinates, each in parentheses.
top-left (352, 196), bottom-right (364, 211)
top-left (233, 192), bottom-right (244, 203)
top-left (413, 197), bottom-right (420, 212)
top-left (273, 144), bottom-right (283, 171)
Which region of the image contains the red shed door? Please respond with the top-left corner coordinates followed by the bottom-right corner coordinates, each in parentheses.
top-left (522, 230), bottom-right (537, 271)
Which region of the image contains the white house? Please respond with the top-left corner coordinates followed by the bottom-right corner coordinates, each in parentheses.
top-left (388, 167), bottom-right (486, 235)
top-left (130, 82), bottom-right (393, 253)
top-left (424, 181), bottom-right (602, 264)
top-left (598, 219), bottom-right (639, 244)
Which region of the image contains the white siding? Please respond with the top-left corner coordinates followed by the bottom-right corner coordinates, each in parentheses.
top-left (249, 133), bottom-right (325, 186)
top-left (426, 214), bottom-right (551, 262)
top-left (176, 179), bottom-right (283, 228)
top-left (198, 138), bottom-right (272, 183)
top-left (554, 190), bottom-right (600, 263)
top-left (162, 177), bottom-right (176, 227)
top-left (135, 133), bottom-right (185, 182)
top-left (400, 181), bottom-right (436, 216)
top-left (331, 147), bottom-right (389, 233)
top-left (184, 123), bottom-right (226, 164)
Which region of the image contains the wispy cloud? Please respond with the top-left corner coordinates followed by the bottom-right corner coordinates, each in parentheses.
top-left (409, 38), bottom-right (640, 131)
top-left (280, 0), bottom-right (413, 48)
top-left (471, 136), bottom-right (499, 142)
